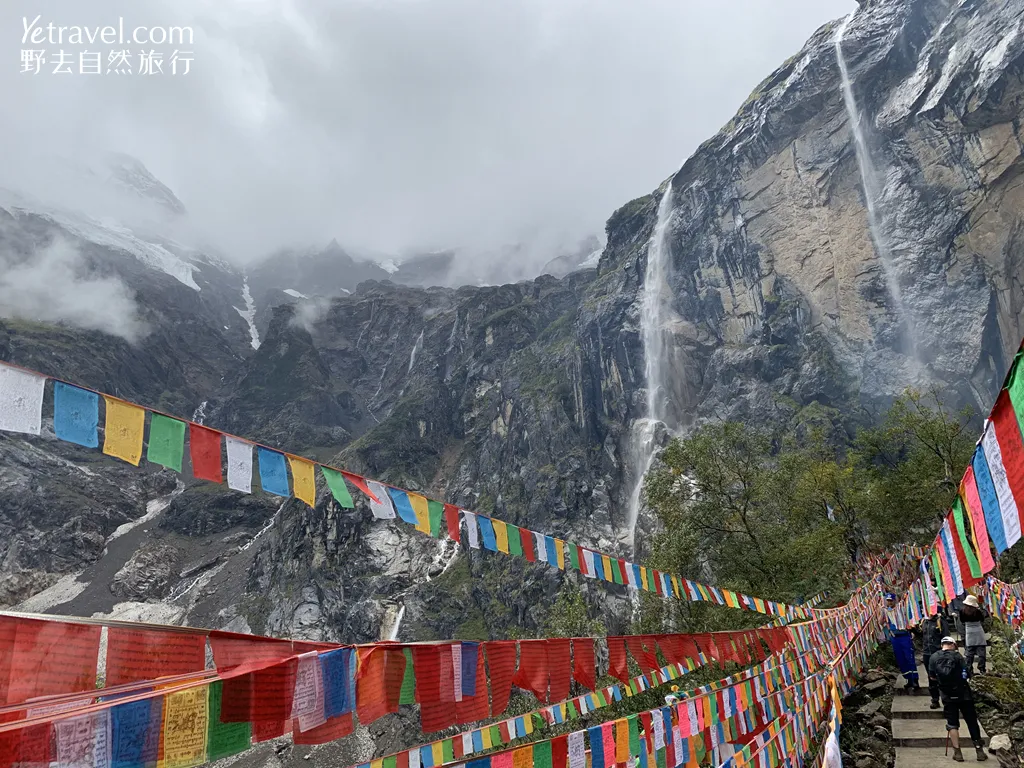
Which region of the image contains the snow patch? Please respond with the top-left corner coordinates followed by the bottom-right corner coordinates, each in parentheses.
top-left (14, 572), bottom-right (88, 612)
top-left (192, 400), bottom-right (209, 425)
top-left (282, 288), bottom-right (308, 299)
top-left (107, 481), bottom-right (184, 544)
top-left (235, 278), bottom-right (261, 350)
top-left (379, 259), bottom-right (400, 274)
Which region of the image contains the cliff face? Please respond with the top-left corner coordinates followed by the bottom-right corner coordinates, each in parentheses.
top-left (3, 0), bottom-right (1024, 762)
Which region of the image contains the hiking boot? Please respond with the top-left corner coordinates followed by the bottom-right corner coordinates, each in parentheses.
top-left (930, 699), bottom-right (940, 709)
top-left (974, 742), bottom-right (988, 762)
top-left (952, 747), bottom-right (965, 762)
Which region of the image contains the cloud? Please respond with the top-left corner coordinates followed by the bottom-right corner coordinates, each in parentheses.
top-left (0, 234), bottom-right (148, 342)
top-left (0, 0), bottom-right (855, 266)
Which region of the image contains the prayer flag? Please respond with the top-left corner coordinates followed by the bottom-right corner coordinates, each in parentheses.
top-left (208, 682), bottom-right (251, 760)
top-left (367, 481), bottom-right (396, 518)
top-left (225, 437), bottom-right (253, 493)
top-left (952, 498), bottom-right (982, 580)
top-left (54, 382), bottom-right (99, 448)
top-left (189, 424), bottom-right (223, 483)
top-left (104, 397), bottom-right (145, 465)
top-left (508, 525), bottom-right (524, 556)
top-left (148, 413), bottom-right (186, 472)
top-left (971, 447), bottom-right (1007, 553)
top-left (444, 504), bottom-right (461, 542)
top-left (428, 500), bottom-right (445, 537)
top-left (982, 422), bottom-right (1023, 549)
top-left (479, 517), bottom-right (498, 551)
top-left (521, 528), bottom-right (536, 561)
top-left (464, 511), bottom-right (480, 549)
top-left (289, 456), bottom-right (317, 507)
top-left (258, 447), bottom-right (291, 497)
top-left (162, 685), bottom-right (209, 768)
top-left (511, 640), bottom-right (549, 702)
top-left (0, 363), bottom-right (46, 435)
top-left (389, 488), bottom-right (419, 525)
top-left (962, 467), bottom-right (995, 573)
top-left (572, 639), bottom-right (596, 691)
top-left (111, 696), bottom-right (163, 768)
top-left (409, 493), bottom-right (432, 534)
top-left (322, 467), bottom-right (355, 508)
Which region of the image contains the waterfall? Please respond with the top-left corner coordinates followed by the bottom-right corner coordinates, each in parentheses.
top-left (834, 13), bottom-right (916, 355)
top-left (408, 330), bottom-right (425, 373)
top-left (382, 604), bottom-right (405, 641)
top-left (624, 184), bottom-right (677, 555)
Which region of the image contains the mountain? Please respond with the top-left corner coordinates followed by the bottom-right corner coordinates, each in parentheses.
top-left (3, 0), bottom-right (1024, 765)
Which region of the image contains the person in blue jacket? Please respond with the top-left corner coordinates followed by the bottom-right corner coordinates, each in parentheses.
top-left (886, 593), bottom-right (920, 690)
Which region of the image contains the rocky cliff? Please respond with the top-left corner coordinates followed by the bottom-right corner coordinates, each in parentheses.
top-left (3, 0), bottom-right (1024, 763)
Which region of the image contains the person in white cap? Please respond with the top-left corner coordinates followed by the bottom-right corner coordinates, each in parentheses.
top-left (959, 595), bottom-right (989, 676)
top-left (928, 636), bottom-right (987, 762)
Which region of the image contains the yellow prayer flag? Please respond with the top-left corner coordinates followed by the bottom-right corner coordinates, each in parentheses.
top-left (103, 397), bottom-right (145, 466)
top-left (409, 493), bottom-right (432, 534)
top-left (555, 539), bottom-right (566, 569)
top-left (288, 456), bottom-right (317, 507)
top-left (640, 568), bottom-right (650, 591)
top-left (162, 686), bottom-right (209, 768)
top-left (481, 728), bottom-right (493, 750)
top-left (431, 743), bottom-right (443, 765)
top-left (523, 715), bottom-right (533, 735)
top-left (512, 747), bottom-right (533, 768)
top-left (601, 555), bottom-right (613, 581)
top-left (493, 519), bottom-right (510, 554)
top-left (615, 719), bottom-right (630, 763)
top-left (371, 760), bottom-right (384, 768)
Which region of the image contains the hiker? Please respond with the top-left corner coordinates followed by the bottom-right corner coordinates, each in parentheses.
top-left (959, 595), bottom-right (989, 676)
top-left (922, 614), bottom-right (942, 709)
top-left (928, 636), bottom-right (988, 762)
top-left (885, 593), bottom-right (920, 691)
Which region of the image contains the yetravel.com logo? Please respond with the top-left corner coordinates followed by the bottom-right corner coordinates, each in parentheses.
top-left (19, 15), bottom-right (195, 75)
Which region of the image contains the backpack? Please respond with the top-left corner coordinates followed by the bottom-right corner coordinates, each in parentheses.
top-left (933, 652), bottom-right (964, 696)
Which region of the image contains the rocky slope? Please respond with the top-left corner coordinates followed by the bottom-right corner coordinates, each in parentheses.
top-left (3, 0), bottom-right (1024, 763)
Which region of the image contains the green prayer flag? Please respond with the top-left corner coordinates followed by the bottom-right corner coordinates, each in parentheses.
top-left (531, 713), bottom-right (545, 732)
top-left (611, 560), bottom-right (623, 585)
top-left (568, 544), bottom-right (580, 571)
top-left (442, 740), bottom-right (454, 763)
top-left (147, 413), bottom-right (185, 472)
top-left (566, 700), bottom-right (578, 720)
top-left (533, 740), bottom-right (552, 768)
top-left (399, 647), bottom-right (416, 704)
top-left (428, 500), bottom-right (445, 537)
top-left (1008, 353), bottom-right (1024, 435)
top-left (509, 526), bottom-right (524, 556)
top-left (931, 549), bottom-right (946, 602)
top-left (489, 726), bottom-right (502, 745)
top-left (383, 757), bottom-right (397, 768)
top-left (207, 681), bottom-right (252, 760)
top-left (321, 467), bottom-right (355, 508)
top-left (952, 498), bottom-right (982, 578)
top-left (628, 715), bottom-right (640, 756)
top-left (655, 748), bottom-right (667, 768)
top-left (629, 680), bottom-right (639, 696)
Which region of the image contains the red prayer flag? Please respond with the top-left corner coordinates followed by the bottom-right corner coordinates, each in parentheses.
top-left (188, 423), bottom-right (223, 483)
top-left (547, 639), bottom-right (571, 703)
top-left (571, 638), bottom-right (596, 691)
top-left (106, 628), bottom-right (206, 686)
top-left (357, 647), bottom-right (398, 725)
top-left (253, 720), bottom-right (288, 743)
top-left (292, 714), bottom-right (354, 744)
top-left (520, 528), bottom-right (536, 562)
top-left (511, 640), bottom-right (549, 702)
top-left (220, 657), bottom-right (298, 724)
top-left (444, 504), bottom-right (461, 544)
top-left (625, 636), bottom-right (657, 675)
top-left (552, 734), bottom-right (569, 768)
top-left (455, 649), bottom-right (488, 724)
top-left (3, 616), bottom-right (101, 705)
top-left (341, 472), bottom-right (381, 504)
top-left (485, 641), bottom-right (517, 716)
top-left (607, 637), bottom-right (629, 684)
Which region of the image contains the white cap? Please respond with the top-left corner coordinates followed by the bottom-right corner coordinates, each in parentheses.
top-left (941, 636), bottom-right (957, 646)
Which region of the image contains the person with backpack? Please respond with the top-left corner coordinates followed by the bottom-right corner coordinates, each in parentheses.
top-left (959, 595), bottom-right (989, 676)
top-left (928, 636), bottom-right (988, 762)
top-left (922, 615), bottom-right (942, 709)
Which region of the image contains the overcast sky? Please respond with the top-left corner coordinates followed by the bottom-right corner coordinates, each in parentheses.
top-left (3, 0), bottom-right (854, 265)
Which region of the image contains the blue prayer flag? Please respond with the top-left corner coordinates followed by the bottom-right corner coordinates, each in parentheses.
top-left (258, 448), bottom-right (290, 497)
top-left (545, 536), bottom-right (558, 565)
top-left (588, 727), bottom-right (604, 768)
top-left (388, 488), bottom-right (418, 525)
top-left (461, 642), bottom-right (478, 696)
top-left (594, 555), bottom-right (605, 581)
top-left (973, 448), bottom-right (1008, 553)
top-left (478, 517), bottom-right (497, 551)
top-left (472, 731), bottom-right (484, 753)
top-left (321, 648), bottom-right (355, 718)
top-left (111, 697), bottom-right (163, 768)
top-left (420, 746), bottom-right (434, 768)
top-left (54, 382), bottom-right (99, 448)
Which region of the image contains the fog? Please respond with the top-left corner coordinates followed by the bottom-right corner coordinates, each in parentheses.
top-left (2, 0), bottom-right (854, 270)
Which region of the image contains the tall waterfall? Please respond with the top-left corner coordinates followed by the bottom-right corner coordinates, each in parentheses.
top-left (834, 13), bottom-right (916, 355)
top-left (624, 184), bottom-right (676, 555)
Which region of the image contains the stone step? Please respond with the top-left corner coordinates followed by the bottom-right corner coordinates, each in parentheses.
top-left (895, 746), bottom-right (991, 767)
top-left (892, 718), bottom-right (988, 748)
top-left (891, 696), bottom-right (944, 719)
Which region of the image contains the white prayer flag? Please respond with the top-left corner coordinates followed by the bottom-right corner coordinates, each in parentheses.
top-left (464, 511), bottom-right (480, 549)
top-left (0, 363), bottom-right (46, 436)
top-left (533, 531), bottom-right (548, 562)
top-left (568, 731), bottom-right (586, 768)
top-left (452, 644), bottom-right (463, 702)
top-left (292, 652), bottom-right (326, 732)
top-left (982, 425), bottom-right (1023, 548)
top-left (225, 437), bottom-right (253, 494)
top-left (582, 549), bottom-right (596, 578)
top-left (367, 481), bottom-right (397, 519)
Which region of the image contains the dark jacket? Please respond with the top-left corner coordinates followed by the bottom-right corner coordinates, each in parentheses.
top-left (922, 618), bottom-right (942, 656)
top-left (959, 605), bottom-right (989, 648)
top-left (928, 649), bottom-right (972, 702)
